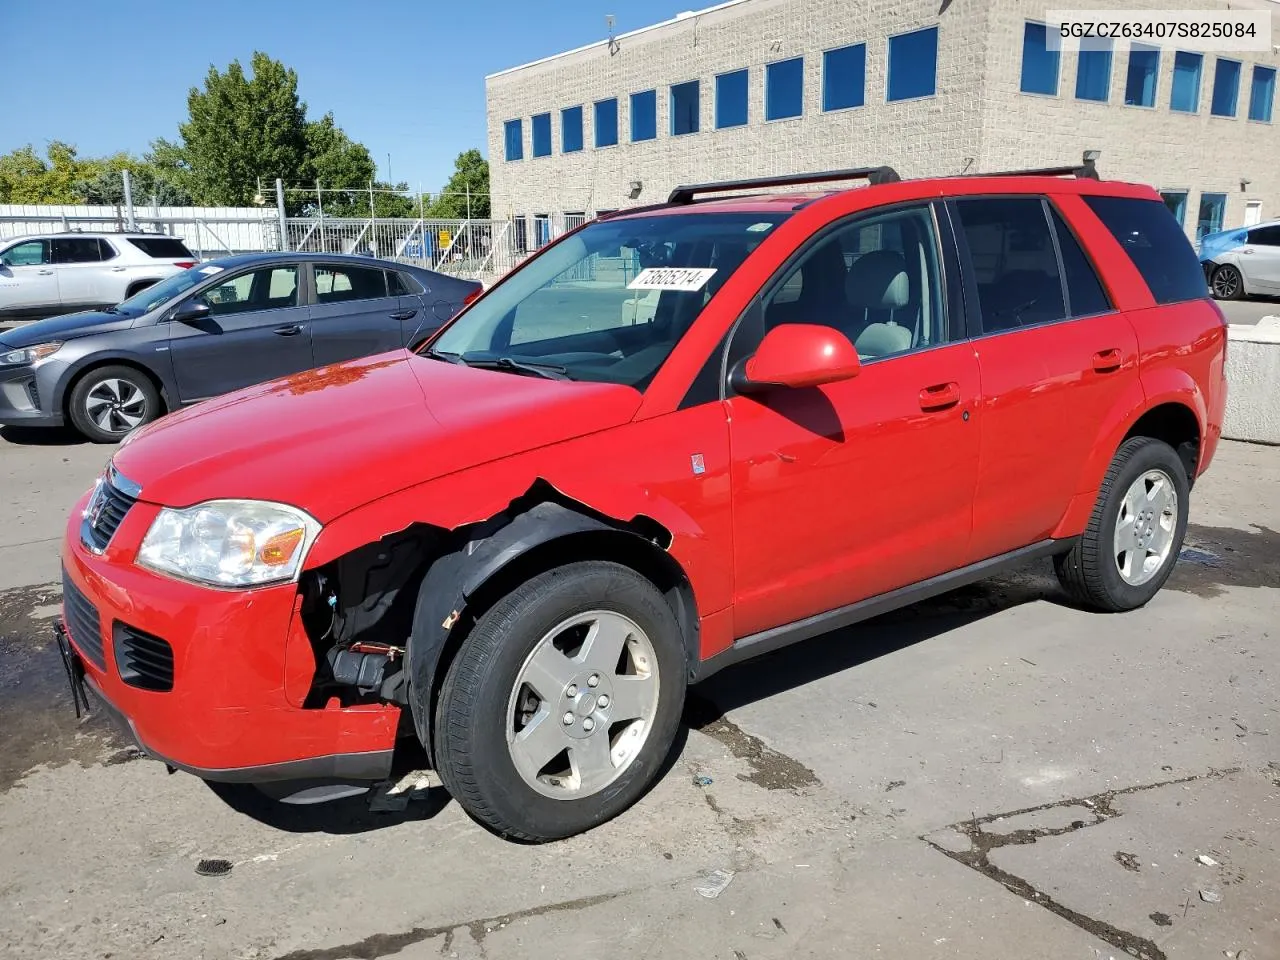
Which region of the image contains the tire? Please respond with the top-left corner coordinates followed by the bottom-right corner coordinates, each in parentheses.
top-left (428, 561), bottom-right (687, 842)
top-left (1054, 437), bottom-right (1189, 612)
top-left (67, 365), bottom-right (162, 443)
top-left (1210, 264), bottom-right (1245, 301)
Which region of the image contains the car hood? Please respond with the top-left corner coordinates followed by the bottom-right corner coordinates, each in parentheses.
top-left (0, 309), bottom-right (134, 348)
top-left (111, 351), bottom-right (644, 522)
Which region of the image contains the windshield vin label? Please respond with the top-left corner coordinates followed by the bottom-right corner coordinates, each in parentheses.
top-left (627, 267), bottom-right (717, 292)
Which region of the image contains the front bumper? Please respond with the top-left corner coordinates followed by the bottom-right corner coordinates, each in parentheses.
top-left (0, 361), bottom-right (63, 427)
top-left (60, 491), bottom-right (399, 783)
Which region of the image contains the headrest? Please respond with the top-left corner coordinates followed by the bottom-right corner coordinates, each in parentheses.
top-left (846, 250), bottom-right (910, 310)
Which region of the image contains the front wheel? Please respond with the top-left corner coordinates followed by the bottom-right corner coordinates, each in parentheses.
top-left (1211, 264), bottom-right (1245, 300)
top-left (1054, 437), bottom-right (1189, 611)
top-left (67, 365), bottom-right (162, 443)
top-left (428, 561), bottom-right (687, 842)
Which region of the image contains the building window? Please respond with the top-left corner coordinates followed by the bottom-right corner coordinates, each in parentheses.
top-left (1076, 40), bottom-right (1113, 101)
top-left (1211, 58), bottom-right (1241, 116)
top-left (1197, 193), bottom-right (1227, 242)
top-left (561, 106), bottom-right (583, 153)
top-left (1249, 65), bottom-right (1276, 122)
top-left (671, 80), bottom-right (700, 135)
top-left (716, 69), bottom-right (749, 128)
top-left (766, 56), bottom-right (804, 119)
top-left (531, 113), bottom-right (552, 157)
top-left (513, 216), bottom-right (528, 254)
top-left (630, 90), bottom-right (657, 142)
top-left (887, 26), bottom-right (938, 101)
top-left (503, 119), bottom-right (523, 161)
top-left (1020, 22), bottom-right (1059, 95)
top-left (1160, 190), bottom-right (1188, 227)
top-left (1124, 44), bottom-right (1159, 106)
top-left (1170, 51), bottom-right (1202, 112)
top-left (534, 214), bottom-right (551, 248)
top-left (823, 43), bottom-right (866, 110)
top-left (594, 98), bottom-right (618, 147)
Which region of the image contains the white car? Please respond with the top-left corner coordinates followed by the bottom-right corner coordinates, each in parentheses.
top-left (1199, 218), bottom-right (1280, 301)
top-left (0, 232), bottom-right (197, 321)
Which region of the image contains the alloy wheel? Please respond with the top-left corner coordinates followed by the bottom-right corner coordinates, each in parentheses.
top-left (1113, 468), bottom-right (1178, 586)
top-left (84, 378), bottom-right (148, 435)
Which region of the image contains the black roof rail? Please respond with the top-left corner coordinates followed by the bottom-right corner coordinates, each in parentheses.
top-left (667, 166), bottom-right (901, 204)
top-left (968, 157), bottom-right (1101, 181)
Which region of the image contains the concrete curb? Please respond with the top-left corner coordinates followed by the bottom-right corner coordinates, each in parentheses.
top-left (1223, 316), bottom-right (1280, 445)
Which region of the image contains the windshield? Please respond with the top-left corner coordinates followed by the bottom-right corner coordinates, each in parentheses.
top-left (114, 262), bottom-right (228, 315)
top-left (426, 212), bottom-right (787, 387)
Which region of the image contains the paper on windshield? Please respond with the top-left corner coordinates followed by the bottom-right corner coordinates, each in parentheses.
top-left (197, 265), bottom-right (223, 275)
top-left (626, 267), bottom-right (716, 292)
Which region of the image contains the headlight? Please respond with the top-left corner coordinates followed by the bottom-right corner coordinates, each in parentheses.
top-left (137, 500), bottom-right (321, 588)
top-left (0, 342), bottom-right (63, 365)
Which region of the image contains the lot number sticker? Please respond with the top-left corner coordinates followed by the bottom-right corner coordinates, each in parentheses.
top-left (627, 267), bottom-right (717, 292)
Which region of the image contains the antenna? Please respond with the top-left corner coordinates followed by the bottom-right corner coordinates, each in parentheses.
top-left (607, 14), bottom-right (620, 54)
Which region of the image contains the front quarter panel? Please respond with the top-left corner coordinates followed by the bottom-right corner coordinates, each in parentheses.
top-left (43, 323), bottom-right (177, 414)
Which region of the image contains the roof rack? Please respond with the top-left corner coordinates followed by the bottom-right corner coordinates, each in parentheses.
top-left (968, 155), bottom-right (1100, 180)
top-left (666, 166), bottom-right (901, 205)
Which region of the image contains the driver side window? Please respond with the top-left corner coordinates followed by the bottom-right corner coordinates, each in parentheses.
top-left (2, 240), bottom-right (50, 267)
top-left (201, 266), bottom-right (298, 316)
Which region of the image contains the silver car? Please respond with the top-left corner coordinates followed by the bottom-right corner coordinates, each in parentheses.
top-left (1199, 219), bottom-right (1280, 301)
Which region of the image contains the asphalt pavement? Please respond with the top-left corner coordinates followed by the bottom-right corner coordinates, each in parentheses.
top-left (0, 430), bottom-right (1277, 960)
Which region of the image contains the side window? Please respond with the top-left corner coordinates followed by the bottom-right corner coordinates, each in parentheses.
top-left (203, 266), bottom-right (297, 315)
top-left (98, 238), bottom-right (118, 261)
top-left (386, 271), bottom-right (414, 296)
top-left (1, 240), bottom-right (49, 266)
top-left (1247, 225), bottom-right (1280, 247)
top-left (314, 265), bottom-right (388, 303)
top-left (1083, 196), bottom-right (1207, 304)
top-left (756, 204), bottom-right (947, 361)
top-left (953, 197), bottom-right (1066, 333)
top-left (1048, 205), bottom-right (1113, 317)
top-left (52, 237), bottom-right (106, 264)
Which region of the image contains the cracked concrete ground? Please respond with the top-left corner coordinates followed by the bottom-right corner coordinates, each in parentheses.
top-left (0, 431), bottom-right (1277, 960)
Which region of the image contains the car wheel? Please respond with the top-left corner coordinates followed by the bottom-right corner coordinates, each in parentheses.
top-left (1054, 437), bottom-right (1189, 612)
top-left (428, 561), bottom-right (687, 842)
top-left (1211, 264), bottom-right (1245, 300)
top-left (68, 365), bottom-right (162, 443)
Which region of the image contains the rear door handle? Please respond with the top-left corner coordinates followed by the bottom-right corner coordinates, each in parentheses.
top-left (111, 266), bottom-right (126, 272)
top-left (390, 310), bottom-right (418, 320)
top-left (273, 324), bottom-right (304, 336)
top-left (919, 382), bottom-right (961, 411)
top-left (1092, 348), bottom-right (1123, 373)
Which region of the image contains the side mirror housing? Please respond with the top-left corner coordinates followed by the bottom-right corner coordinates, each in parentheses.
top-left (732, 323), bottom-right (861, 393)
top-left (172, 299), bottom-right (211, 324)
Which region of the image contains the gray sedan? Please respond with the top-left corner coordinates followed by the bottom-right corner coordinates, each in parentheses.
top-left (0, 252), bottom-right (481, 442)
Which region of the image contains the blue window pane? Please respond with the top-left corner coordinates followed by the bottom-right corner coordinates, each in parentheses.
top-left (823, 43), bottom-right (866, 110)
top-left (671, 80), bottom-right (700, 135)
top-left (1076, 42), bottom-right (1113, 101)
top-left (1020, 22), bottom-right (1059, 95)
top-left (594, 98), bottom-right (618, 147)
top-left (531, 113), bottom-right (552, 157)
top-left (766, 56), bottom-right (804, 119)
top-left (1249, 65), bottom-right (1276, 122)
top-left (887, 27), bottom-right (938, 101)
top-left (561, 106), bottom-right (583, 153)
top-left (1161, 191), bottom-right (1188, 227)
top-left (1211, 58), bottom-right (1241, 116)
top-left (503, 119), bottom-right (523, 161)
top-left (630, 90), bottom-right (657, 142)
top-left (1170, 51), bottom-right (1202, 112)
top-left (1124, 44), bottom-right (1159, 106)
top-left (715, 69), bottom-right (749, 128)
top-left (1197, 193), bottom-right (1226, 242)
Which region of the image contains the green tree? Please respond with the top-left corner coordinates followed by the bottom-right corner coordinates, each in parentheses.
top-left (0, 141), bottom-right (102, 203)
top-left (425, 149), bottom-right (490, 219)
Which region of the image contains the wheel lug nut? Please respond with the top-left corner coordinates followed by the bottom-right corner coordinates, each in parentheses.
top-left (567, 684), bottom-right (578, 697)
top-left (598, 695), bottom-right (610, 708)
top-left (562, 712), bottom-right (574, 725)
top-left (588, 674), bottom-right (599, 687)
top-left (582, 718), bottom-right (595, 732)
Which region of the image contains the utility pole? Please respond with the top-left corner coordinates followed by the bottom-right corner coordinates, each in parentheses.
top-left (316, 180), bottom-right (325, 253)
top-left (275, 178), bottom-right (288, 251)
top-left (121, 169), bottom-right (136, 231)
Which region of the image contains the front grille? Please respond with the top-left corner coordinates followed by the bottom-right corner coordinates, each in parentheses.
top-left (82, 474), bottom-right (138, 553)
top-left (114, 622), bottom-right (174, 692)
top-left (62, 570), bottom-right (105, 670)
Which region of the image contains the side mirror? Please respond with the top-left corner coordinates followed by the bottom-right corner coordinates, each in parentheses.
top-left (731, 323), bottom-right (861, 394)
top-left (172, 299), bottom-right (211, 324)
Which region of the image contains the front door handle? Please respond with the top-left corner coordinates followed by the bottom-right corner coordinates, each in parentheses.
top-left (390, 310), bottom-right (418, 321)
top-left (37, 269), bottom-right (53, 275)
top-left (111, 266), bottom-right (126, 272)
top-left (919, 382), bottom-right (961, 411)
top-left (273, 324), bottom-right (304, 336)
top-left (1092, 348), bottom-right (1123, 373)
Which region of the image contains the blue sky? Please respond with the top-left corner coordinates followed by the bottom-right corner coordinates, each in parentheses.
top-left (0, 0), bottom-right (698, 193)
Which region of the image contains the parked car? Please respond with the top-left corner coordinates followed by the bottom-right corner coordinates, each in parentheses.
top-left (0, 252), bottom-right (480, 442)
top-left (1199, 218), bottom-right (1280, 300)
top-left (0, 232), bottom-right (197, 321)
top-left (59, 163), bottom-right (1226, 842)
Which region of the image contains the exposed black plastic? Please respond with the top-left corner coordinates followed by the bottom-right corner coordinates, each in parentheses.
top-left (668, 166), bottom-right (901, 204)
top-left (114, 622), bottom-right (175, 692)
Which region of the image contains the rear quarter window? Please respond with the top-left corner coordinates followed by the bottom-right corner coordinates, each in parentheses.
top-left (126, 237), bottom-right (196, 259)
top-left (1082, 196), bottom-right (1208, 305)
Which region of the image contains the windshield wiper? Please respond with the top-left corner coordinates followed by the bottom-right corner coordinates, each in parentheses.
top-left (458, 355), bottom-right (571, 381)
top-left (422, 347), bottom-right (463, 363)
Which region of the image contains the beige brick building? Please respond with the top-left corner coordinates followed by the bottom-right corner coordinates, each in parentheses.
top-left (485, 0), bottom-right (1278, 245)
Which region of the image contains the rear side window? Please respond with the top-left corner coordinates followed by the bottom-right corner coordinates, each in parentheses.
top-left (387, 271), bottom-right (410, 296)
top-left (953, 197), bottom-right (1067, 332)
top-left (1048, 206), bottom-right (1112, 317)
top-left (126, 236), bottom-right (195, 259)
top-left (1083, 196), bottom-right (1208, 304)
top-left (52, 237), bottom-right (107, 263)
top-left (315, 265), bottom-right (388, 303)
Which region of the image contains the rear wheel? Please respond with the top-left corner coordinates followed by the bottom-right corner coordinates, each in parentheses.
top-left (1054, 437), bottom-right (1189, 611)
top-left (428, 561), bottom-right (686, 842)
top-left (1211, 264), bottom-right (1245, 300)
top-left (67, 365), bottom-right (162, 443)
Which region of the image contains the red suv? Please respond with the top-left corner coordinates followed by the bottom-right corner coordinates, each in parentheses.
top-left (59, 163), bottom-right (1227, 841)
